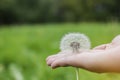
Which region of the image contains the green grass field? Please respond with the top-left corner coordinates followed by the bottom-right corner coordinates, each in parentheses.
top-left (0, 23), bottom-right (120, 80)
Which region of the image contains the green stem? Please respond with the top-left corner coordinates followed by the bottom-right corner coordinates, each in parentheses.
top-left (76, 68), bottom-right (80, 80)
top-left (70, 42), bottom-right (80, 80)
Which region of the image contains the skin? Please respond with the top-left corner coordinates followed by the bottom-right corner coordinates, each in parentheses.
top-left (46, 35), bottom-right (120, 73)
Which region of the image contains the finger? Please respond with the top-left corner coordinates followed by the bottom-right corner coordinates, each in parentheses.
top-left (46, 50), bottom-right (73, 61)
top-left (46, 52), bottom-right (64, 61)
top-left (93, 44), bottom-right (107, 50)
top-left (47, 54), bottom-right (68, 66)
top-left (51, 57), bottom-right (69, 69)
top-left (47, 53), bottom-right (69, 62)
top-left (47, 58), bottom-right (56, 66)
top-left (46, 54), bottom-right (58, 61)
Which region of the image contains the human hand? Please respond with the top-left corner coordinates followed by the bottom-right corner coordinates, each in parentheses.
top-left (46, 50), bottom-right (77, 68)
top-left (46, 50), bottom-right (99, 69)
top-left (46, 46), bottom-right (120, 73)
top-left (46, 35), bottom-right (120, 73)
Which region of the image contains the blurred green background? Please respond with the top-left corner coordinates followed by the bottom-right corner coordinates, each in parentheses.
top-left (0, 0), bottom-right (120, 80)
top-left (0, 23), bottom-right (120, 80)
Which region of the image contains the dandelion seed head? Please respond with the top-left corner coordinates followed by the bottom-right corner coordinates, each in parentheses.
top-left (60, 33), bottom-right (91, 51)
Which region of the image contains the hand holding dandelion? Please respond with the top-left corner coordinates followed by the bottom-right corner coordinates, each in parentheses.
top-left (47, 35), bottom-right (120, 73)
top-left (60, 33), bottom-right (91, 80)
top-left (46, 33), bottom-right (91, 80)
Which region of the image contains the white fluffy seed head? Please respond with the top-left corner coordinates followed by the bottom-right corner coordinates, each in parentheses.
top-left (60, 33), bottom-right (91, 51)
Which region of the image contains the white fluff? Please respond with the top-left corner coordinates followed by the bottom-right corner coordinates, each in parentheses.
top-left (60, 33), bottom-right (91, 51)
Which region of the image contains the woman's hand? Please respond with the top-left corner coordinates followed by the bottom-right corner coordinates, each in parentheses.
top-left (46, 35), bottom-right (120, 73)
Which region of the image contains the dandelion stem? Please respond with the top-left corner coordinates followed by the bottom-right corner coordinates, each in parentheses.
top-left (71, 42), bottom-right (80, 80)
top-left (76, 68), bottom-right (80, 80)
